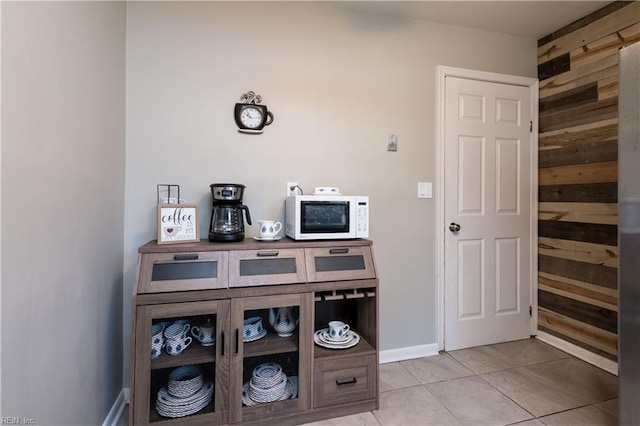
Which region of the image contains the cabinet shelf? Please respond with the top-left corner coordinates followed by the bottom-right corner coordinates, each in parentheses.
top-left (313, 336), bottom-right (376, 359)
top-left (243, 332), bottom-right (298, 358)
top-left (148, 400), bottom-right (215, 424)
top-left (151, 343), bottom-right (216, 370)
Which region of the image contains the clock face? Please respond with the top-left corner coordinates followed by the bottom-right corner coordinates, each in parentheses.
top-left (239, 106), bottom-right (263, 129)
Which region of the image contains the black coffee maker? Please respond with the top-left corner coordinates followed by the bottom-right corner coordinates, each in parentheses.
top-left (208, 183), bottom-right (252, 242)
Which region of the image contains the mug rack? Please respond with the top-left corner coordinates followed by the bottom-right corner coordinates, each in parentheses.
top-left (157, 184), bottom-right (181, 204)
top-left (314, 288), bottom-right (376, 302)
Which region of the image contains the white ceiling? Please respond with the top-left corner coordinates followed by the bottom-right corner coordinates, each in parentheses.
top-left (331, 1), bottom-right (613, 39)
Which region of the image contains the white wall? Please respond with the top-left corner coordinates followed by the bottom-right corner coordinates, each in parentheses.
top-left (1, 2), bottom-right (126, 424)
top-left (124, 1), bottom-right (537, 385)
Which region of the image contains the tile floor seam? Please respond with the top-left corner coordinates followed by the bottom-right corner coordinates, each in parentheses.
top-left (520, 362), bottom-right (594, 400)
top-left (379, 383), bottom-right (427, 393)
top-left (369, 410), bottom-right (383, 425)
top-left (533, 401), bottom-right (614, 423)
top-left (398, 357), bottom-right (475, 386)
top-left (474, 371), bottom-right (538, 422)
top-left (420, 382), bottom-right (469, 426)
top-left (481, 368), bottom-right (593, 418)
top-left (394, 359), bottom-right (424, 387)
top-left (590, 399), bottom-right (619, 419)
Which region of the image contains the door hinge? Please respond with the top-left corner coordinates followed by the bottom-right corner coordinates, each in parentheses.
top-left (529, 121), bottom-right (533, 132)
top-left (529, 306), bottom-right (532, 316)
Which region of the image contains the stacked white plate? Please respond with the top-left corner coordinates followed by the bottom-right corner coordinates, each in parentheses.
top-left (243, 376), bottom-right (298, 407)
top-left (156, 365), bottom-right (213, 418)
top-left (241, 362), bottom-right (298, 406)
top-left (313, 328), bottom-right (360, 349)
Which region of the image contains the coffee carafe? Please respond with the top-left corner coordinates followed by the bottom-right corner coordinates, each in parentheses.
top-left (208, 183), bottom-right (252, 242)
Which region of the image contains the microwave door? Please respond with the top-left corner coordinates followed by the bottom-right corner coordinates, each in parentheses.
top-left (300, 201), bottom-right (350, 234)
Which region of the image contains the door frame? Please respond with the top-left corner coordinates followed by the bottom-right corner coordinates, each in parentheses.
top-left (436, 66), bottom-right (539, 350)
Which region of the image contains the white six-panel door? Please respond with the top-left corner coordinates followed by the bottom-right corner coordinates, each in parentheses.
top-left (444, 75), bottom-right (533, 350)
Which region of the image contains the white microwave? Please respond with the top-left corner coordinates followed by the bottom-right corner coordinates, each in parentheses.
top-left (285, 195), bottom-right (369, 240)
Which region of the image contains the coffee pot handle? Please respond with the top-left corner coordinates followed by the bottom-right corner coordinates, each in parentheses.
top-left (241, 205), bottom-right (252, 225)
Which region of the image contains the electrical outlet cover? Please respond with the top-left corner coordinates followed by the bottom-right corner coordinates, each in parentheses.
top-left (286, 182), bottom-right (298, 197)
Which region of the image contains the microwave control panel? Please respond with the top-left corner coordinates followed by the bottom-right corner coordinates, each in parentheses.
top-left (356, 196), bottom-right (369, 238)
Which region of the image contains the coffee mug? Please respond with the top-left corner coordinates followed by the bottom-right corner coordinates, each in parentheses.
top-left (258, 220), bottom-right (282, 239)
top-left (192, 324), bottom-right (216, 346)
top-left (151, 324), bottom-right (165, 345)
top-left (173, 320), bottom-right (191, 338)
top-left (164, 323), bottom-right (190, 340)
top-left (166, 336), bottom-right (192, 355)
top-left (156, 320), bottom-right (172, 330)
top-left (151, 341), bottom-right (164, 359)
top-left (328, 321), bottom-right (350, 339)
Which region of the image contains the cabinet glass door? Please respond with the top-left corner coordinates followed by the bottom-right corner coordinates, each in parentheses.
top-left (133, 300), bottom-right (230, 426)
top-left (229, 293), bottom-right (312, 423)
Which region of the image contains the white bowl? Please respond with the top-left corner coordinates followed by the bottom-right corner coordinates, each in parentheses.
top-left (168, 365), bottom-right (203, 398)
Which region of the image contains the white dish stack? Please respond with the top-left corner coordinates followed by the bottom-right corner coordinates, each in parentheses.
top-left (242, 362), bottom-right (298, 406)
top-left (313, 327), bottom-right (360, 349)
top-left (156, 365), bottom-right (213, 418)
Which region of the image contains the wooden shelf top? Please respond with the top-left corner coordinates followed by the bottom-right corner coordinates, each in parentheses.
top-left (313, 336), bottom-right (376, 359)
top-left (150, 341), bottom-right (216, 370)
top-left (243, 332), bottom-right (299, 358)
top-left (139, 238), bottom-right (373, 254)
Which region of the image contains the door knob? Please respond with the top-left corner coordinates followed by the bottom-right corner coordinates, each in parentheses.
top-left (449, 223), bottom-right (461, 233)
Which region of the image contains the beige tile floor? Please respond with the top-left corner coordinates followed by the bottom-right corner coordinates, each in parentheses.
top-left (120, 338), bottom-right (618, 426)
top-left (305, 338), bottom-right (618, 426)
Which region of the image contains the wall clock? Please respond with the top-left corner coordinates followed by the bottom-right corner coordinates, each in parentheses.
top-left (234, 91), bottom-right (274, 134)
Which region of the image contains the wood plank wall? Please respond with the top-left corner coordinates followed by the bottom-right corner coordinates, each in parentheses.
top-left (537, 1), bottom-right (640, 361)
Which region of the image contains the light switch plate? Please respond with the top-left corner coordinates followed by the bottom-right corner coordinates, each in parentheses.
top-left (387, 133), bottom-right (398, 152)
top-left (418, 182), bottom-right (432, 199)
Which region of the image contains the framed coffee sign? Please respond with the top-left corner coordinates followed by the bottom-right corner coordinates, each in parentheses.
top-left (157, 204), bottom-right (199, 245)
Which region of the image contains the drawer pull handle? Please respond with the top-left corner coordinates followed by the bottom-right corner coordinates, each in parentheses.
top-left (235, 328), bottom-right (239, 354)
top-left (336, 378), bottom-right (358, 386)
top-left (174, 253), bottom-right (199, 261)
top-left (329, 248), bottom-right (350, 254)
top-left (221, 331), bottom-right (225, 356)
top-left (257, 251), bottom-right (279, 257)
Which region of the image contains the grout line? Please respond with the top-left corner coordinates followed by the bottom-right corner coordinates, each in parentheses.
top-left (420, 383), bottom-right (466, 426)
top-left (475, 373), bottom-right (537, 421)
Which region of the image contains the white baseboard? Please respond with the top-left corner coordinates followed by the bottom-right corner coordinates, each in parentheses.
top-left (536, 331), bottom-right (618, 376)
top-left (103, 387), bottom-right (130, 426)
top-left (379, 343), bottom-right (439, 364)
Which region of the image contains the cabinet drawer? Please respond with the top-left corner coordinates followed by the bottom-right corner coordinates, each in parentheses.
top-left (137, 251), bottom-right (228, 294)
top-left (314, 355), bottom-right (377, 408)
top-left (229, 249), bottom-right (307, 287)
top-left (305, 246), bottom-right (376, 282)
